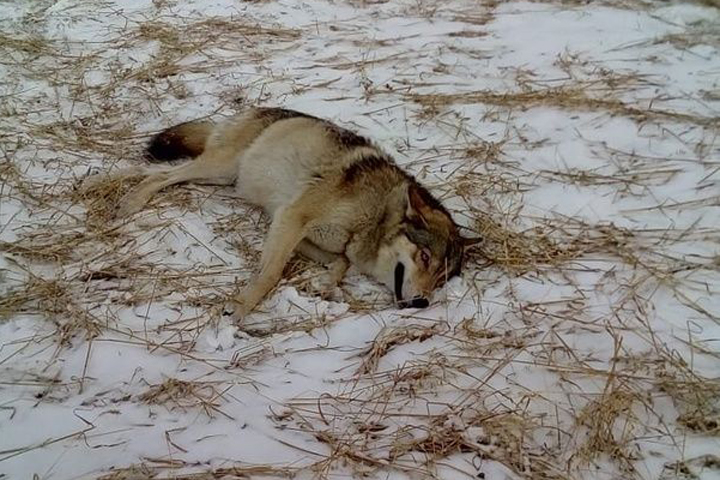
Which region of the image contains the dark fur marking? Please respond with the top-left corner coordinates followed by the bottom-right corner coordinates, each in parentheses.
top-left (254, 107), bottom-right (317, 124)
top-left (409, 180), bottom-right (450, 218)
top-left (325, 125), bottom-right (371, 149)
top-left (257, 108), bottom-right (369, 150)
top-left (342, 154), bottom-right (395, 184)
top-left (146, 123), bottom-right (204, 162)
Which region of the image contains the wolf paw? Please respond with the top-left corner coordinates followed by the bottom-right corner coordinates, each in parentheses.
top-left (116, 192), bottom-right (146, 218)
top-left (309, 274), bottom-right (345, 302)
top-left (319, 257), bottom-right (349, 301)
top-left (223, 299), bottom-right (248, 324)
top-left (313, 257), bottom-right (348, 291)
top-left (319, 285), bottom-right (346, 303)
top-left (77, 170), bottom-right (105, 193)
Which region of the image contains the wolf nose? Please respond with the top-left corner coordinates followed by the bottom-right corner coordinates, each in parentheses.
top-left (411, 297), bottom-right (429, 308)
top-left (399, 297), bottom-right (429, 309)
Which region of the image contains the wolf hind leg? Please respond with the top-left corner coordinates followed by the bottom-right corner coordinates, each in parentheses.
top-left (79, 165), bottom-right (147, 192)
top-left (116, 149), bottom-right (237, 217)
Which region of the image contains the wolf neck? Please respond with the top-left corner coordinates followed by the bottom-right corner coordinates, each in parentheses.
top-left (344, 180), bottom-right (409, 272)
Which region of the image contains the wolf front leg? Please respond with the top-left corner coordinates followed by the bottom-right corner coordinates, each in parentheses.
top-left (229, 203), bottom-right (312, 321)
top-left (295, 239), bottom-right (349, 293)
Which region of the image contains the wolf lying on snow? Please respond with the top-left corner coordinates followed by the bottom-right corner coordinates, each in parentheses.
top-left (89, 107), bottom-right (478, 319)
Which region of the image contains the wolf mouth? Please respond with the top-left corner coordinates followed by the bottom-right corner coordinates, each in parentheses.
top-left (394, 262), bottom-right (405, 302)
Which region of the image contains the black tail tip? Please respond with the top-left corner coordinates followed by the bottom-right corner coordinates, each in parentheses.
top-left (145, 131), bottom-right (191, 162)
top-left (145, 121), bottom-right (210, 162)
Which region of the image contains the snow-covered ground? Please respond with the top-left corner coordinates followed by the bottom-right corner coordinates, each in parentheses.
top-left (1, 0), bottom-right (719, 479)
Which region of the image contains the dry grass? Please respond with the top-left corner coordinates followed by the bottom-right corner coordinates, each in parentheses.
top-left (97, 463), bottom-right (299, 479)
top-left (527, 0), bottom-right (718, 9)
top-left (285, 381), bottom-right (572, 479)
top-left (71, 173), bottom-right (144, 229)
top-left (138, 378), bottom-right (232, 419)
top-left (409, 86), bottom-right (719, 130)
top-left (657, 362), bottom-right (720, 436)
top-left (0, 32), bottom-right (51, 55)
top-left (468, 213), bottom-right (583, 274)
top-left (355, 324), bottom-right (443, 374)
top-left (574, 345), bottom-right (643, 474)
top-left (0, 276), bottom-right (72, 320)
top-left (0, 273), bottom-right (104, 348)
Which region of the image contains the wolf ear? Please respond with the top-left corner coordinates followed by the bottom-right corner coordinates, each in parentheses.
top-left (406, 184), bottom-right (432, 226)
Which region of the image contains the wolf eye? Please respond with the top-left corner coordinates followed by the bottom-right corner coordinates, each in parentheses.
top-left (419, 249), bottom-right (431, 269)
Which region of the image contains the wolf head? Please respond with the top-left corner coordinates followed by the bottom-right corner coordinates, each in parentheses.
top-left (372, 183), bottom-right (478, 308)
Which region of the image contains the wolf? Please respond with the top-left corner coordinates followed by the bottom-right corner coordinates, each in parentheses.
top-left (88, 107), bottom-right (477, 319)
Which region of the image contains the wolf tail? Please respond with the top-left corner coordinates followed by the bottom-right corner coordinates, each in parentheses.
top-left (146, 120), bottom-right (214, 162)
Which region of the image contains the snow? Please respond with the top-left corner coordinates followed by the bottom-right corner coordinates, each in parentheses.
top-left (1, 0), bottom-right (719, 479)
